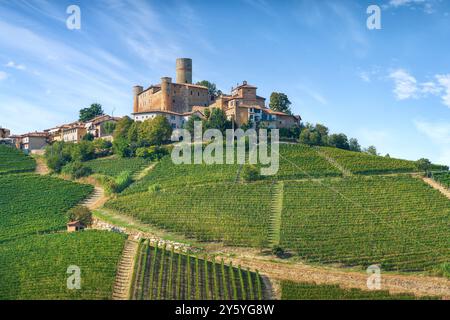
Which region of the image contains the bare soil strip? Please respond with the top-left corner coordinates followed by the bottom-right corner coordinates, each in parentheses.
top-left (112, 240), bottom-right (139, 300)
top-left (223, 254), bottom-right (450, 298)
top-left (34, 156), bottom-right (49, 175)
top-left (422, 177), bottom-right (450, 199)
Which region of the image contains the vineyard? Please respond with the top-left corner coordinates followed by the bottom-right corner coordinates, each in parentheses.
top-left (0, 174), bottom-right (93, 242)
top-left (0, 231), bottom-right (126, 300)
top-left (123, 155), bottom-right (240, 195)
top-left (0, 145), bottom-right (36, 174)
top-left (130, 241), bottom-right (267, 300)
top-left (106, 183), bottom-right (273, 247)
top-left (317, 146), bottom-right (418, 175)
top-left (270, 144), bottom-right (342, 179)
top-left (279, 176), bottom-right (450, 271)
top-left (85, 156), bottom-right (151, 177)
top-left (280, 281), bottom-right (437, 300)
top-left (432, 171), bottom-right (450, 189)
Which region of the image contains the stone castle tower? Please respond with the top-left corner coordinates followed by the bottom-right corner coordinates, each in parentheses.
top-left (133, 58), bottom-right (210, 115)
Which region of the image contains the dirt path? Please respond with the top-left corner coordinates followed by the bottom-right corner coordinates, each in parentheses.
top-left (112, 240), bottom-right (139, 300)
top-left (82, 161), bottom-right (450, 299)
top-left (80, 186), bottom-right (108, 210)
top-left (223, 254), bottom-right (450, 298)
top-left (133, 163), bottom-right (157, 180)
top-left (34, 157), bottom-right (49, 175)
top-left (422, 177), bottom-right (450, 199)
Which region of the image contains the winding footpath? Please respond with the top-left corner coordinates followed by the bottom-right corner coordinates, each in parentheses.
top-left (36, 158), bottom-right (450, 299)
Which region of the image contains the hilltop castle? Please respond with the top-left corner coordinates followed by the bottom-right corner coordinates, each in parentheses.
top-left (132, 58), bottom-right (301, 129)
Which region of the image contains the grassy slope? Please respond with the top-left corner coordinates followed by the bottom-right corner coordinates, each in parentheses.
top-left (85, 155), bottom-right (151, 177)
top-left (0, 231), bottom-right (126, 300)
top-left (0, 174), bottom-right (93, 242)
top-left (107, 183), bottom-right (273, 247)
top-left (0, 145), bottom-right (36, 174)
top-left (280, 176), bottom-right (450, 271)
top-left (318, 146), bottom-right (418, 174)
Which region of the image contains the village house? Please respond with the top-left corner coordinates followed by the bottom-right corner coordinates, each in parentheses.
top-left (84, 114), bottom-right (121, 140)
top-left (67, 220), bottom-right (85, 233)
top-left (46, 115), bottom-right (120, 143)
top-left (132, 58), bottom-right (301, 129)
top-left (15, 132), bottom-right (49, 154)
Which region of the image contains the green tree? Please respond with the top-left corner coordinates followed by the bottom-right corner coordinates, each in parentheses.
top-left (102, 121), bottom-right (116, 135)
top-left (113, 137), bottom-right (133, 157)
top-left (416, 158), bottom-right (432, 173)
top-left (127, 121), bottom-right (141, 144)
top-left (138, 115), bottom-right (172, 146)
top-left (113, 116), bottom-right (133, 140)
top-left (203, 108), bottom-right (232, 134)
top-left (67, 206), bottom-right (93, 226)
top-left (82, 133), bottom-right (95, 141)
top-left (269, 92), bottom-right (292, 115)
top-left (349, 138), bottom-right (362, 152)
top-left (314, 124), bottom-right (329, 145)
top-left (328, 133), bottom-right (350, 150)
top-left (365, 145), bottom-right (378, 156)
top-left (184, 115), bottom-right (202, 137)
top-left (79, 103), bottom-right (104, 122)
top-left (196, 80), bottom-right (222, 99)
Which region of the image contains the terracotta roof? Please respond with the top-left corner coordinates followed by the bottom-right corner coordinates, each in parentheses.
top-left (232, 82), bottom-right (257, 90)
top-left (133, 110), bottom-right (183, 116)
top-left (89, 115), bottom-right (121, 125)
top-left (21, 131), bottom-right (49, 138)
top-left (67, 220), bottom-right (84, 226)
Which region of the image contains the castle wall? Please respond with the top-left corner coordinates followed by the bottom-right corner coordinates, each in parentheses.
top-left (136, 83), bottom-right (209, 114)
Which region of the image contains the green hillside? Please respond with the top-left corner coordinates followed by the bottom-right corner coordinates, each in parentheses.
top-left (106, 183), bottom-right (273, 247)
top-left (85, 156), bottom-right (151, 177)
top-left (0, 174), bottom-right (93, 242)
top-left (432, 171), bottom-right (450, 189)
top-left (0, 145), bottom-right (36, 174)
top-left (279, 176), bottom-right (450, 271)
top-left (317, 146), bottom-right (418, 175)
top-left (131, 241), bottom-right (267, 300)
top-left (281, 281), bottom-right (438, 300)
top-left (105, 144), bottom-right (450, 274)
top-left (0, 147), bottom-right (124, 300)
top-left (0, 231), bottom-right (125, 300)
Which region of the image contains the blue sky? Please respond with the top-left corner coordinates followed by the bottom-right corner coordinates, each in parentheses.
top-left (0, 0), bottom-right (449, 165)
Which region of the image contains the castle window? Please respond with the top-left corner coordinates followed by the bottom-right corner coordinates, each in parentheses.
top-left (173, 99), bottom-right (175, 103)
top-left (198, 92), bottom-right (200, 96)
top-left (191, 91), bottom-right (193, 95)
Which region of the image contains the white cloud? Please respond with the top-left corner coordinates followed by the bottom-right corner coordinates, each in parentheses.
top-left (420, 81), bottom-right (442, 95)
top-left (388, 69), bottom-right (450, 108)
top-left (388, 0), bottom-right (426, 7)
top-left (389, 69), bottom-right (418, 100)
top-left (436, 74), bottom-right (450, 108)
top-left (0, 71), bottom-right (8, 80)
top-left (5, 61), bottom-right (26, 70)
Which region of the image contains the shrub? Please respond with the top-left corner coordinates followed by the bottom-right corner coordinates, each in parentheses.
top-left (136, 146), bottom-right (169, 160)
top-left (242, 165), bottom-right (260, 182)
top-left (67, 205), bottom-right (93, 226)
top-left (62, 161), bottom-right (92, 179)
top-left (97, 170), bottom-right (133, 194)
